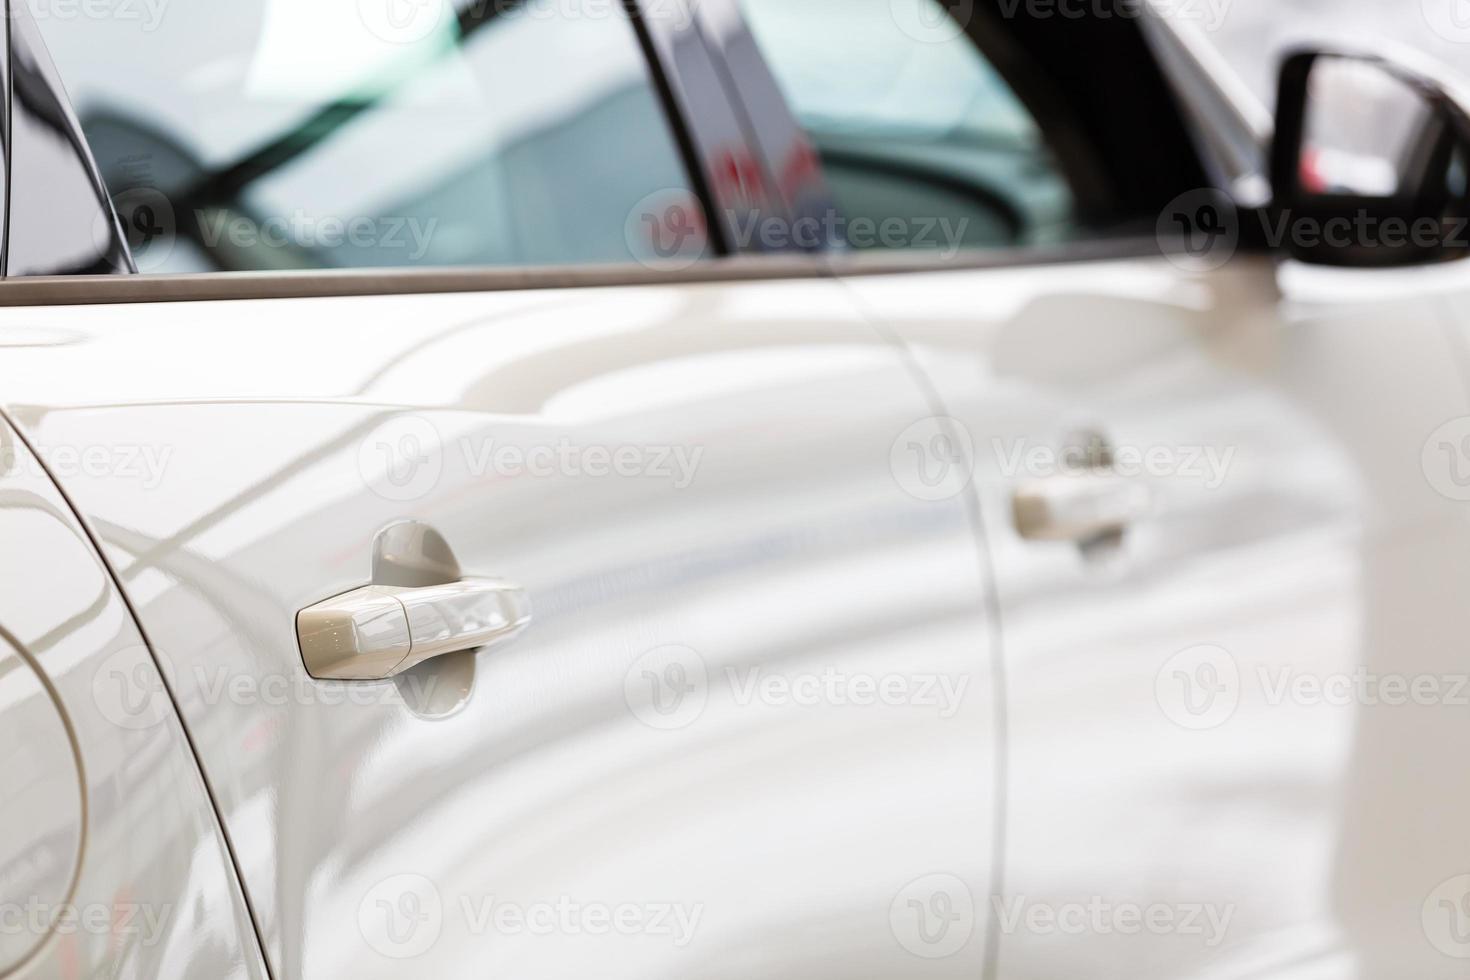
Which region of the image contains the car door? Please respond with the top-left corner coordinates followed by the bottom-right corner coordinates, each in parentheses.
top-left (0, 418), bottom-right (266, 979)
top-left (2, 2), bottom-right (997, 978)
top-left (3, 281), bottom-right (998, 980)
top-left (728, 2), bottom-right (1470, 978)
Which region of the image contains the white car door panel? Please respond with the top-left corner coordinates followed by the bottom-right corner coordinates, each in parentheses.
top-left (0, 279), bottom-right (994, 977)
top-left (0, 418), bottom-right (266, 979)
top-left (844, 254), bottom-right (1470, 978)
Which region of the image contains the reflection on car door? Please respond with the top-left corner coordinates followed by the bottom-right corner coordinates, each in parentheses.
top-left (720, 1), bottom-right (1470, 973)
top-left (0, 277), bottom-right (996, 977)
top-left (0, 419), bottom-right (265, 978)
top-left (848, 253), bottom-right (1470, 978)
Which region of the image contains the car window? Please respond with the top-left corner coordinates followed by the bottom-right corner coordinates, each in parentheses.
top-left (737, 0), bottom-right (1079, 251)
top-left (34, 1), bottom-right (705, 273)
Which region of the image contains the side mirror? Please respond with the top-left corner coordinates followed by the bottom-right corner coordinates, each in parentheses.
top-left (1270, 50), bottom-right (1470, 267)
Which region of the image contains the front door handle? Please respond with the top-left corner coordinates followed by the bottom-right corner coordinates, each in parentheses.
top-left (1012, 473), bottom-right (1151, 543)
top-left (298, 578), bottom-right (532, 680)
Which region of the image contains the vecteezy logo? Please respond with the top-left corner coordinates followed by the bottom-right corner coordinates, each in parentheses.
top-left (358, 415), bottom-right (444, 503)
top-left (359, 873), bottom-right (443, 959)
top-left (625, 189), bottom-right (708, 270)
top-left (890, 417), bottom-right (975, 502)
top-left (1423, 417), bottom-right (1470, 501)
top-left (91, 645), bottom-right (172, 731)
top-left (357, 0), bottom-right (449, 45)
top-left (1424, 0), bottom-right (1470, 43)
top-left (1423, 874), bottom-right (1470, 957)
top-left (1155, 644), bottom-right (1240, 730)
top-left (890, 873), bottom-right (975, 958)
top-left (624, 645), bottom-right (708, 730)
top-left (1157, 188), bottom-right (1239, 272)
top-left (99, 187), bottom-right (176, 273)
top-left (891, 0), bottom-right (973, 43)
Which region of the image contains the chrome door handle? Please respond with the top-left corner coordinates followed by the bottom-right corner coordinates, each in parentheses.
top-left (1012, 473), bottom-right (1151, 543)
top-left (297, 578), bottom-right (532, 680)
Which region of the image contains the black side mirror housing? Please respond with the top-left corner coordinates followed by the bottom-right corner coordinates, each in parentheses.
top-left (1270, 49), bottom-right (1470, 268)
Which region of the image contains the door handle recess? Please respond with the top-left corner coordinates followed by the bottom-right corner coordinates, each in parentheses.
top-left (298, 578), bottom-right (531, 680)
top-left (1013, 473), bottom-right (1151, 543)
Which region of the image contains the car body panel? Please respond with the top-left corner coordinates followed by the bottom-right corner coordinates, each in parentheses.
top-left (0, 279), bottom-right (993, 977)
top-left (5, 0), bottom-right (1470, 975)
top-left (844, 253), bottom-right (1470, 978)
top-left (0, 417), bottom-right (265, 979)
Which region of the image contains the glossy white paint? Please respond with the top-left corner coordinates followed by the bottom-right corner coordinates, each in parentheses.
top-left (0, 279), bottom-right (993, 977)
top-left (7, 249), bottom-right (1470, 978)
top-left (0, 635), bottom-right (82, 974)
top-left (846, 254), bottom-right (1470, 978)
top-left (0, 418), bottom-right (266, 979)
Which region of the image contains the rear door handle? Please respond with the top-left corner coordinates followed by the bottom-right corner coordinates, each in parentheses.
top-left (298, 578), bottom-right (532, 680)
top-left (1012, 473), bottom-right (1151, 543)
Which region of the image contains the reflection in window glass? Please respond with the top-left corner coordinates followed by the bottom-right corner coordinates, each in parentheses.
top-left (37, 0), bottom-right (703, 272)
top-left (739, 0), bottom-right (1077, 251)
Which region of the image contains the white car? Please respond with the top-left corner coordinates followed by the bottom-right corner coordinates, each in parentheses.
top-left (3, 1), bottom-right (1469, 978)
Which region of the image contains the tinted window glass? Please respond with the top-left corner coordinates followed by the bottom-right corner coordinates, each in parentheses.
top-left (738, 0), bottom-right (1078, 251)
top-left (35, 1), bottom-right (704, 272)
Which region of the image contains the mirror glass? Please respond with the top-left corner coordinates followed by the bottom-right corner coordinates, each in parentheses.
top-left (1298, 58), bottom-right (1441, 198)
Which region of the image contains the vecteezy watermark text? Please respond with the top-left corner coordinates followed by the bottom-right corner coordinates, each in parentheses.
top-left (996, 0), bottom-right (1230, 30)
top-left (197, 210), bottom-right (438, 261)
top-left (1156, 643), bottom-right (1470, 731)
top-left (358, 874), bottom-right (703, 959)
top-left (727, 665), bottom-right (970, 719)
top-left (729, 211), bottom-right (971, 257)
top-left (991, 896), bottom-right (1235, 947)
top-left (624, 644), bottom-right (971, 730)
top-left (993, 437), bottom-right (1235, 490)
top-left (459, 439), bottom-right (703, 489)
top-left (91, 646), bottom-right (444, 732)
top-left (358, 416), bottom-right (706, 502)
top-left (23, 0), bottom-right (170, 31)
top-left (0, 899), bottom-right (173, 947)
top-left (1, 440), bottom-right (172, 490)
top-left (1160, 189), bottom-right (1470, 271)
